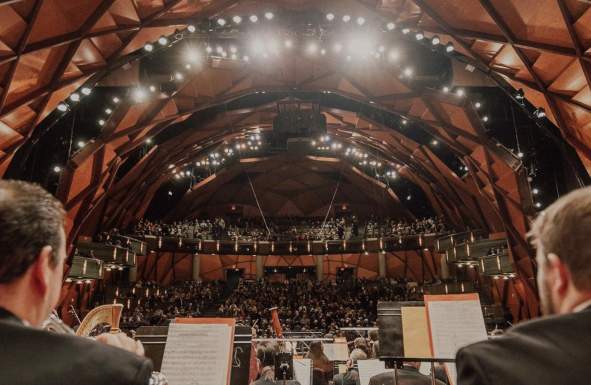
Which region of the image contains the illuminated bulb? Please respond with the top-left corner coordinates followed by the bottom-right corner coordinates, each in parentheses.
top-left (265, 12), bottom-right (274, 20)
top-left (69, 93), bottom-right (80, 102)
top-left (53, 166), bottom-right (62, 173)
top-left (77, 140), bottom-right (85, 148)
top-left (216, 46), bottom-right (223, 54)
top-left (320, 48), bottom-right (326, 55)
top-left (233, 15), bottom-right (242, 24)
top-left (431, 140), bottom-right (439, 146)
top-left (402, 119), bottom-right (408, 125)
top-left (81, 87), bottom-right (92, 96)
top-left (442, 86), bottom-right (450, 93)
top-left (482, 116), bottom-right (489, 122)
top-left (402, 28), bottom-right (410, 34)
top-left (342, 15), bottom-right (351, 22)
top-left (356, 17), bottom-right (365, 26)
top-left (445, 42), bottom-right (454, 52)
top-left (307, 42), bottom-right (319, 54)
top-left (415, 32), bottom-right (424, 40)
top-left (387, 22), bottom-right (396, 30)
top-left (57, 103), bottom-right (68, 112)
top-left (250, 15), bottom-right (258, 23)
top-left (187, 25), bottom-right (196, 33)
top-left (432, 36), bottom-right (440, 45)
top-left (456, 88), bottom-right (465, 97)
top-left (243, 55), bottom-right (250, 62)
top-left (206, 46), bottom-right (213, 53)
top-left (403, 67), bottom-right (413, 77)
top-left (532, 188), bottom-right (540, 195)
top-left (145, 138), bottom-right (152, 144)
top-left (535, 202), bottom-right (542, 208)
top-left (517, 152), bottom-right (524, 158)
top-left (474, 102), bottom-right (481, 109)
top-left (174, 72), bottom-right (184, 81)
top-left (149, 85), bottom-right (156, 92)
top-left (105, 108), bottom-right (112, 114)
top-left (112, 96), bottom-right (120, 104)
top-left (158, 36), bottom-right (168, 45)
top-left (217, 18), bottom-right (226, 26)
top-left (98, 119), bottom-right (105, 126)
top-left (326, 13), bottom-right (335, 21)
top-left (144, 43), bottom-right (154, 52)
top-left (132, 87), bottom-right (147, 102)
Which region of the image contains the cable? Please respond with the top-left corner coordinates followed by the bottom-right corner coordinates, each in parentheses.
top-left (320, 167), bottom-right (343, 238)
top-left (247, 172), bottom-right (271, 238)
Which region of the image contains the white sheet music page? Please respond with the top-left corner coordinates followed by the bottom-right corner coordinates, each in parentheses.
top-left (293, 358), bottom-right (312, 385)
top-left (161, 323), bottom-right (233, 385)
top-left (357, 359), bottom-right (393, 385)
top-left (425, 294), bottom-right (488, 385)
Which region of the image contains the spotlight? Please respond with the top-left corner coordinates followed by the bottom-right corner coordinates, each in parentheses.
top-left (57, 103), bottom-right (68, 112)
top-left (401, 119), bottom-right (408, 125)
top-left (431, 35), bottom-right (441, 45)
top-left (517, 152), bottom-right (524, 158)
top-left (69, 93), bottom-right (80, 102)
top-left (445, 42), bottom-right (454, 52)
top-left (217, 18), bottom-right (226, 26)
top-left (456, 88), bottom-right (465, 97)
top-left (216, 45), bottom-right (223, 54)
top-left (145, 138), bottom-right (152, 144)
top-left (402, 28), bottom-right (410, 34)
top-left (264, 12), bottom-right (274, 20)
top-left (233, 15), bottom-right (242, 24)
top-left (132, 87), bottom-right (147, 102)
top-left (386, 22), bottom-right (396, 30)
top-left (81, 87), bottom-right (92, 96)
top-left (187, 25), bottom-right (196, 33)
top-left (105, 108), bottom-right (112, 114)
top-left (535, 202), bottom-right (542, 209)
top-left (231, 53), bottom-right (237, 60)
top-left (406, 195), bottom-right (412, 201)
top-left (149, 85), bottom-right (157, 92)
top-left (326, 13), bottom-right (335, 21)
top-left (431, 140), bottom-right (439, 146)
top-left (415, 32), bottom-right (424, 40)
top-left (53, 166), bottom-right (62, 173)
top-left (356, 17), bottom-right (365, 26)
top-left (77, 140), bottom-right (85, 148)
top-left (98, 119), bottom-right (105, 126)
top-left (174, 72), bottom-right (184, 81)
top-left (185, 46), bottom-right (201, 63)
top-left (343, 15), bottom-right (351, 22)
top-left (442, 86), bottom-right (450, 93)
top-left (482, 116), bottom-right (489, 122)
top-left (250, 15), bottom-right (258, 23)
top-left (474, 102), bottom-right (482, 109)
top-left (403, 67), bottom-right (413, 77)
top-left (112, 96), bottom-right (120, 104)
top-left (532, 188), bottom-right (540, 195)
top-left (158, 36), bottom-right (168, 45)
top-left (534, 108), bottom-right (546, 119)
top-left (144, 43), bottom-right (154, 52)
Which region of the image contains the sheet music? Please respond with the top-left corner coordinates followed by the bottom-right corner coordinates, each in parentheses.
top-left (161, 323), bottom-right (233, 385)
top-left (357, 359), bottom-right (393, 385)
top-left (322, 343), bottom-right (350, 361)
top-left (425, 295), bottom-right (488, 385)
top-left (293, 359), bottom-right (312, 385)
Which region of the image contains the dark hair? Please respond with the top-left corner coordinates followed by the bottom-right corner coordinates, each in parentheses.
top-left (256, 341), bottom-right (279, 367)
top-left (529, 186), bottom-right (591, 290)
top-left (0, 180), bottom-right (65, 283)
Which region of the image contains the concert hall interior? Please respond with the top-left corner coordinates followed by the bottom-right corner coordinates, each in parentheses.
top-left (1, 1), bottom-right (591, 385)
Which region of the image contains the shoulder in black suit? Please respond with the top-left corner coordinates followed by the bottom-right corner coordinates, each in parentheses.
top-left (0, 309), bottom-right (153, 385)
top-left (333, 369), bottom-right (360, 385)
top-left (456, 307), bottom-right (591, 385)
top-left (368, 367), bottom-right (446, 385)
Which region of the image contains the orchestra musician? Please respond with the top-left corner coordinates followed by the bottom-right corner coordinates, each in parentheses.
top-left (0, 180), bottom-right (153, 385)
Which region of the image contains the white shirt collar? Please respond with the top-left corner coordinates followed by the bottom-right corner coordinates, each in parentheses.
top-left (573, 298), bottom-right (591, 313)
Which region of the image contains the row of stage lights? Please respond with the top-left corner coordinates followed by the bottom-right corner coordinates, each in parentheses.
top-left (49, 11), bottom-right (547, 211)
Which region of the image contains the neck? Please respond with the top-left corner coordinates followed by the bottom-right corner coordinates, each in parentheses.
top-left (558, 287), bottom-right (591, 314)
top-left (0, 279), bottom-right (44, 327)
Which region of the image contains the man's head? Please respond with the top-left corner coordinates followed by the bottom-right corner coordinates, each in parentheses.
top-left (0, 180), bottom-right (66, 326)
top-left (528, 186), bottom-right (591, 315)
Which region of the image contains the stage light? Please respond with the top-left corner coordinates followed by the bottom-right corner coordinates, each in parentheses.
top-left (535, 202), bottom-right (542, 208)
top-left (432, 35), bottom-right (441, 45)
top-left (81, 87), bottom-right (92, 96)
top-left (250, 15), bottom-right (258, 23)
top-left (69, 93), bottom-right (80, 102)
top-left (343, 15), bottom-right (351, 22)
top-left (387, 22), bottom-right (395, 30)
top-left (356, 17), bottom-right (365, 26)
top-left (98, 119), bottom-right (105, 126)
top-left (403, 67), bottom-right (413, 77)
top-left (402, 28), bottom-right (410, 34)
top-left (532, 188), bottom-right (540, 195)
top-left (174, 72), bottom-right (184, 81)
top-left (401, 119), bottom-right (408, 125)
top-left (53, 166), bottom-right (62, 173)
top-left (144, 43), bottom-right (154, 52)
top-left (185, 46), bottom-right (201, 63)
top-left (517, 152), bottom-right (524, 158)
top-left (158, 36), bottom-right (168, 45)
top-left (534, 108), bottom-right (546, 119)
top-left (415, 32), bottom-right (424, 40)
top-left (474, 102), bottom-right (481, 109)
top-left (187, 25), bottom-right (196, 33)
top-left (112, 96), bottom-right (120, 104)
top-left (149, 85), bottom-right (157, 92)
top-left (445, 42), bottom-right (454, 52)
top-left (265, 12), bottom-right (274, 20)
top-left (326, 13), bottom-right (335, 21)
top-left (105, 108), bottom-right (112, 114)
top-left (231, 53), bottom-right (237, 60)
top-left (77, 140), bottom-right (85, 148)
top-left (57, 103), bottom-right (68, 112)
top-left (132, 87), bottom-right (147, 102)
top-left (442, 86), bottom-right (450, 93)
top-left (216, 45), bottom-right (223, 54)
top-left (217, 18), bottom-right (226, 26)
top-left (406, 195), bottom-right (412, 201)
top-left (233, 15), bottom-right (242, 24)
top-left (456, 88), bottom-right (465, 97)
top-left (431, 140), bottom-right (438, 146)
top-left (481, 116), bottom-right (490, 123)
top-left (146, 138), bottom-right (152, 144)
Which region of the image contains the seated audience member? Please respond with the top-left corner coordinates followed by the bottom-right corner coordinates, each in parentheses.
top-left (253, 342), bottom-right (300, 385)
top-left (0, 181), bottom-right (152, 385)
top-left (368, 362), bottom-right (446, 385)
top-left (333, 349), bottom-right (367, 385)
top-left (456, 186), bottom-right (591, 385)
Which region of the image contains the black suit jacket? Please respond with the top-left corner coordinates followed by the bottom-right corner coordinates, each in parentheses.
top-left (0, 308), bottom-right (153, 385)
top-left (333, 369), bottom-right (360, 385)
top-left (368, 367), bottom-right (446, 385)
top-left (456, 307), bottom-right (591, 385)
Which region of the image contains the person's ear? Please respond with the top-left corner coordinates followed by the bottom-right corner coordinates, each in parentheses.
top-left (547, 253), bottom-right (570, 296)
top-left (31, 246), bottom-right (54, 297)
